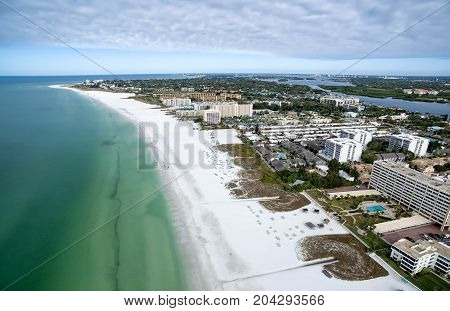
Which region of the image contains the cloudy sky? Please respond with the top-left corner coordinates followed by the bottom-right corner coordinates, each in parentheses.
top-left (0, 0), bottom-right (449, 75)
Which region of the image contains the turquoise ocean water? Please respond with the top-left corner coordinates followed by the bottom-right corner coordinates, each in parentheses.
top-left (0, 76), bottom-right (186, 290)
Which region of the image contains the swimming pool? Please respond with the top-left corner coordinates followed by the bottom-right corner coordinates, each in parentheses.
top-left (367, 205), bottom-right (386, 213)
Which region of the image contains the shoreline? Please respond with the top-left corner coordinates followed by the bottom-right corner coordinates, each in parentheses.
top-left (51, 84), bottom-right (418, 291)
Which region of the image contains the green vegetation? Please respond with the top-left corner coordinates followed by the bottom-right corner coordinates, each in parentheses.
top-left (346, 77), bottom-right (449, 90)
top-left (428, 140), bottom-right (443, 153)
top-left (361, 139), bottom-right (388, 164)
top-left (288, 99), bottom-right (344, 118)
top-left (405, 151), bottom-right (416, 161)
top-left (367, 140), bottom-right (387, 152)
top-left (406, 114), bottom-right (448, 129)
top-left (377, 251), bottom-right (450, 291)
top-left (275, 159), bottom-right (359, 191)
top-left (319, 77), bottom-right (450, 103)
top-left (386, 113), bottom-right (450, 135)
top-left (345, 222), bottom-right (389, 251)
top-left (130, 95), bottom-right (162, 105)
top-left (322, 85), bottom-right (406, 99)
top-left (300, 234), bottom-right (388, 280)
top-left (218, 144), bottom-right (310, 211)
top-left (361, 104), bottom-right (406, 118)
top-left (71, 84), bottom-right (98, 91)
top-left (434, 162), bottom-right (450, 172)
top-left (331, 195), bottom-right (387, 211)
top-left (361, 150), bottom-right (377, 164)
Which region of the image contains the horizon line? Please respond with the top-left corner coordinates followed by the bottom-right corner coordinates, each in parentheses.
top-left (1, 73), bottom-right (450, 78)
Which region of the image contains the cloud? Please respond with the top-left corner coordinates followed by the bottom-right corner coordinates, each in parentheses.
top-left (0, 0), bottom-right (449, 59)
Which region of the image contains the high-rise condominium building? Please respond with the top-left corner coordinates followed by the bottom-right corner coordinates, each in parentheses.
top-left (209, 103), bottom-right (253, 118)
top-left (321, 138), bottom-right (363, 163)
top-left (388, 134), bottom-right (429, 157)
top-left (340, 129), bottom-right (373, 146)
top-left (369, 161), bottom-right (450, 230)
top-left (203, 110), bottom-right (221, 125)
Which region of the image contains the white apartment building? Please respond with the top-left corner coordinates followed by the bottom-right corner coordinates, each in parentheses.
top-left (320, 96), bottom-right (360, 106)
top-left (260, 122), bottom-right (378, 137)
top-left (388, 134), bottom-right (429, 157)
top-left (162, 98), bottom-right (192, 107)
top-left (344, 112), bottom-right (358, 118)
top-left (320, 96), bottom-right (364, 111)
top-left (181, 87), bottom-right (195, 92)
top-left (369, 161), bottom-right (450, 230)
top-left (321, 138), bottom-right (363, 163)
top-left (203, 109), bottom-right (221, 125)
top-left (340, 129), bottom-right (373, 146)
top-left (391, 238), bottom-right (450, 277)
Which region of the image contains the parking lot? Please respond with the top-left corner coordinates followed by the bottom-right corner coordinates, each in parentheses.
top-left (382, 224), bottom-right (446, 244)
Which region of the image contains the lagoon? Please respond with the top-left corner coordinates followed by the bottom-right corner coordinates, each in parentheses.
top-left (266, 77), bottom-right (450, 116)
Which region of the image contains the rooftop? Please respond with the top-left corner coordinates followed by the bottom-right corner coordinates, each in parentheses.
top-left (393, 238), bottom-right (450, 260)
top-left (374, 215), bottom-right (431, 234)
top-left (374, 161), bottom-right (450, 193)
top-left (341, 128), bottom-right (370, 134)
top-left (391, 133), bottom-right (428, 141)
top-left (327, 137), bottom-right (362, 146)
top-left (375, 153), bottom-right (406, 161)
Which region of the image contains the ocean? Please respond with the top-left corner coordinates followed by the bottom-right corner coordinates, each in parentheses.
top-left (0, 76), bottom-right (186, 290)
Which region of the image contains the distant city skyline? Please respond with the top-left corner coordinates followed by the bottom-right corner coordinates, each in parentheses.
top-left (0, 0), bottom-right (449, 75)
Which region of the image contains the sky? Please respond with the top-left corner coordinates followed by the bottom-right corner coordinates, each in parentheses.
top-left (0, 0), bottom-right (449, 76)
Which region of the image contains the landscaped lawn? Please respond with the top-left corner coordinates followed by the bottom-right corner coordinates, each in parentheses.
top-left (308, 191), bottom-right (394, 251)
top-left (330, 195), bottom-right (386, 211)
top-left (345, 223), bottom-right (389, 251)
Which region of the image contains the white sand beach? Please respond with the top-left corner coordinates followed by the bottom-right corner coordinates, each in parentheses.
top-left (52, 85), bottom-right (417, 291)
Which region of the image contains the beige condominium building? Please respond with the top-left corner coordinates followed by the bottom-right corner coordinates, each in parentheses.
top-left (162, 98), bottom-right (192, 107)
top-left (158, 92), bottom-right (241, 101)
top-left (192, 102), bottom-right (253, 118)
top-left (209, 103), bottom-right (253, 118)
top-left (369, 161), bottom-right (450, 230)
top-left (189, 92), bottom-right (242, 101)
